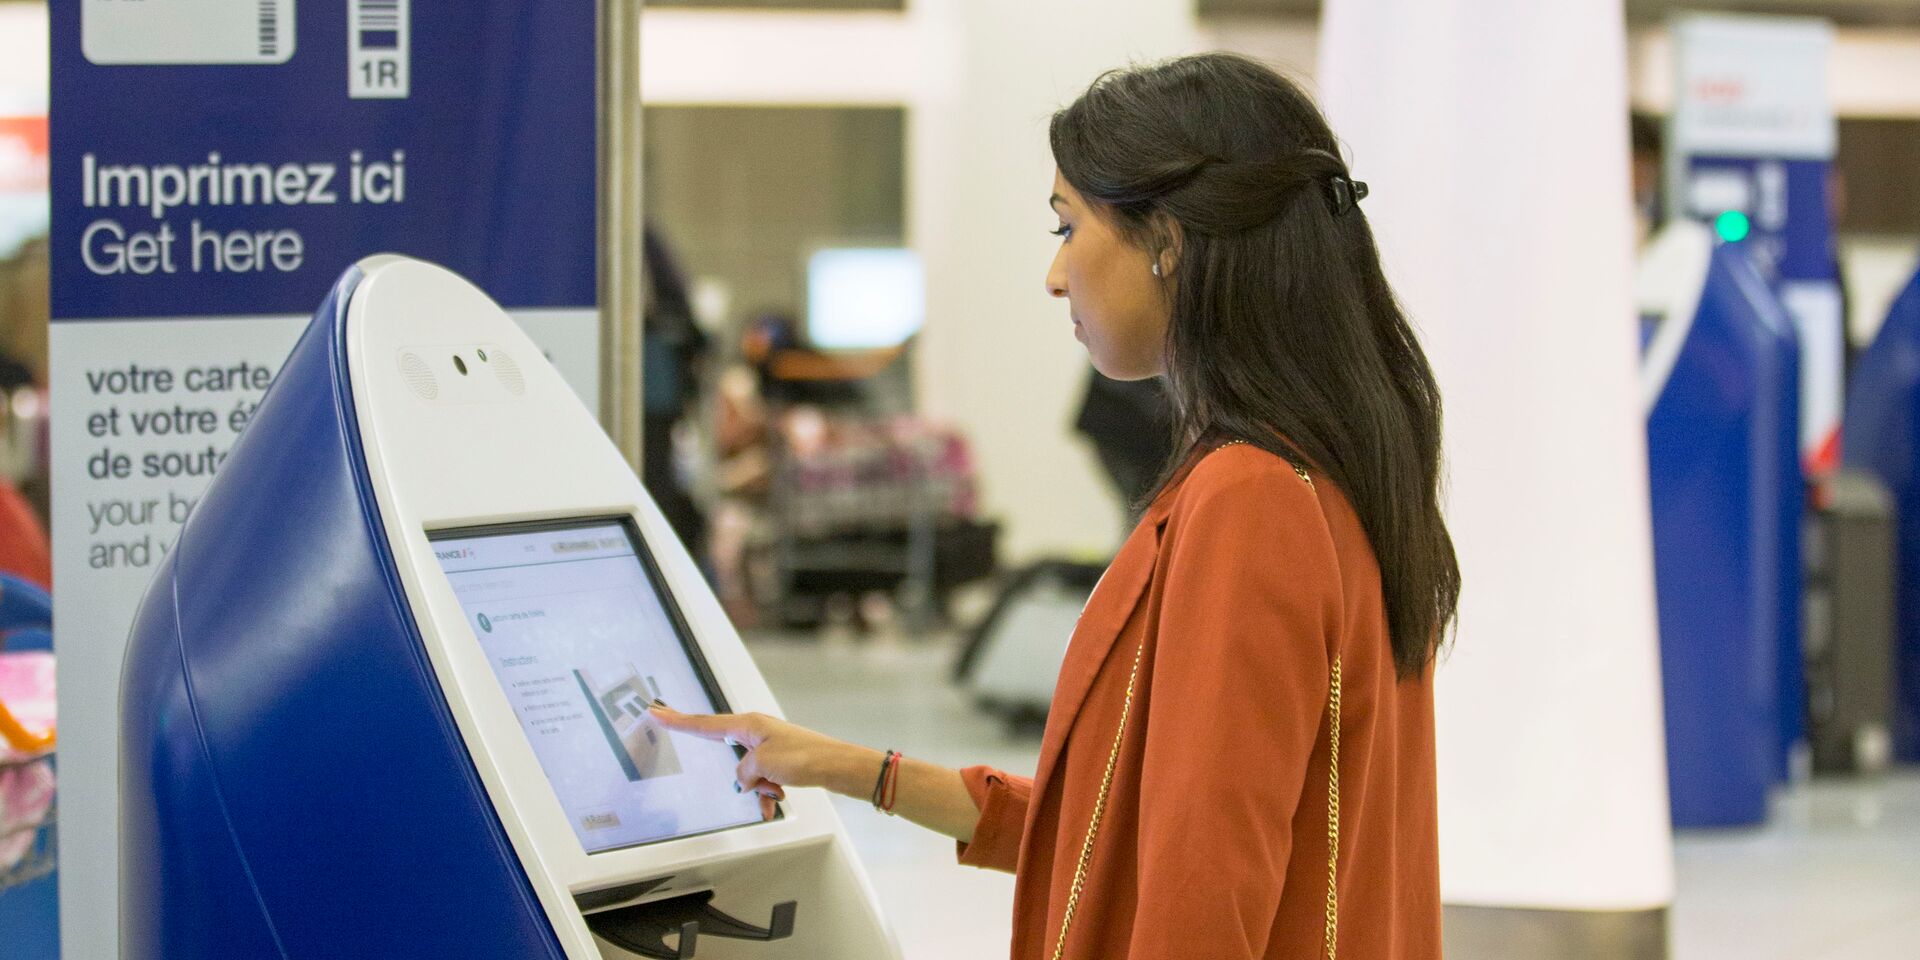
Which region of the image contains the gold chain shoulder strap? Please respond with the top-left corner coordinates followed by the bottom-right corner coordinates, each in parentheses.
top-left (1293, 462), bottom-right (1344, 960)
top-left (1050, 634), bottom-right (1148, 960)
top-left (1325, 654), bottom-right (1342, 960)
top-left (1051, 452), bottom-right (1341, 960)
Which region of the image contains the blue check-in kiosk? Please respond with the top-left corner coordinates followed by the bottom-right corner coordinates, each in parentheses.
top-left (120, 256), bottom-right (901, 960)
top-left (1845, 265), bottom-right (1920, 762)
top-left (1638, 222), bottom-right (1803, 827)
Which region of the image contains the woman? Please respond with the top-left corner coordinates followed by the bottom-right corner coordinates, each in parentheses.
top-left (652, 53), bottom-right (1458, 960)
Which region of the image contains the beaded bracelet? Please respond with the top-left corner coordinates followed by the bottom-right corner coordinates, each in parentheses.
top-left (871, 750), bottom-right (897, 810)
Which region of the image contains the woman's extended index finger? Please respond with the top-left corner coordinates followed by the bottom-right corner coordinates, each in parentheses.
top-left (647, 703), bottom-right (747, 742)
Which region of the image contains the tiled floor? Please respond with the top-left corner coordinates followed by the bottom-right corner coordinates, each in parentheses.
top-left (746, 635), bottom-right (1920, 960)
top-left (1669, 771), bottom-right (1920, 960)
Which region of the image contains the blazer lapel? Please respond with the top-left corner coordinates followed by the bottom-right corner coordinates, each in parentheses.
top-left (1028, 501), bottom-right (1172, 800)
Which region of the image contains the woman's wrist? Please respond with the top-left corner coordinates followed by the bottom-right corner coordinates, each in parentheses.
top-left (825, 743), bottom-right (888, 799)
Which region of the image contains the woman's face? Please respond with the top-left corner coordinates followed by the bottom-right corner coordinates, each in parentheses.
top-left (1045, 171), bottom-right (1171, 381)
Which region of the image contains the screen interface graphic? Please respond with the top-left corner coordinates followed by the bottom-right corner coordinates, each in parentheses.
top-left (432, 520), bottom-right (763, 853)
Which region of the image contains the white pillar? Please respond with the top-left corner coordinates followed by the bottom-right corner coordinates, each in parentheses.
top-left (908, 0), bottom-right (1200, 562)
top-left (1318, 0), bottom-right (1675, 928)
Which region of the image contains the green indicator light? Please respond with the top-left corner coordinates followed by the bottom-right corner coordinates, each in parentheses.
top-left (1715, 210), bottom-right (1751, 243)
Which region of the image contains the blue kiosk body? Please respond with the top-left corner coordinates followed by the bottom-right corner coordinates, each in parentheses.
top-left (1763, 287), bottom-right (1806, 785)
top-left (118, 266), bottom-right (568, 960)
top-left (1844, 266), bottom-right (1920, 761)
top-left (121, 257), bottom-right (898, 960)
top-left (1643, 235), bottom-right (1801, 827)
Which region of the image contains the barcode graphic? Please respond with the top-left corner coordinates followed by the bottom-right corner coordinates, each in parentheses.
top-left (258, 0), bottom-right (279, 57)
top-left (82, 0), bottom-right (297, 64)
top-left (357, 0), bottom-right (400, 49)
top-left (349, 0), bottom-right (410, 98)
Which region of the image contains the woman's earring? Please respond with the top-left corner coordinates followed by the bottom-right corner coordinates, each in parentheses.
top-left (1151, 262), bottom-right (1162, 277)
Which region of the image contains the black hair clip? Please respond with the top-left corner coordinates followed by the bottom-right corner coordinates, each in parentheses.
top-left (1328, 175), bottom-right (1369, 216)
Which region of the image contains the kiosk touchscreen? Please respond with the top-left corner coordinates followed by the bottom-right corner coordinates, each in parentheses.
top-left (121, 255), bottom-right (900, 960)
top-left (431, 518), bottom-right (765, 852)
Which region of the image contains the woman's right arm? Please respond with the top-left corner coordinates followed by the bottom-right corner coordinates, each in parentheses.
top-left (647, 704), bottom-right (1000, 850)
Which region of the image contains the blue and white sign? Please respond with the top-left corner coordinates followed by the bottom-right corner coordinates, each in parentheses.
top-left (49, 5), bottom-right (598, 959)
top-left (55, 1), bottom-right (595, 319)
top-left (1669, 14), bottom-right (1844, 476)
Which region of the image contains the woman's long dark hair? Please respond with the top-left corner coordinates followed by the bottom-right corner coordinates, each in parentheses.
top-left (1052, 53), bottom-right (1459, 677)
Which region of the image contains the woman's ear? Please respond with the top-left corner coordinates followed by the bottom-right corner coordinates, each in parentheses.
top-left (1151, 215), bottom-right (1184, 279)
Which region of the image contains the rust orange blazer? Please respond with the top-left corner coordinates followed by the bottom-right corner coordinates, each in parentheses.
top-left (958, 443), bottom-right (1441, 959)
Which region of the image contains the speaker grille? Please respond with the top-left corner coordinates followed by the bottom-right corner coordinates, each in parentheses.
top-left (491, 349), bottom-right (526, 395)
top-left (399, 352), bottom-right (439, 400)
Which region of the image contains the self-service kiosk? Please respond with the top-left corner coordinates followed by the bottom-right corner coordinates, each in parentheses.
top-left (1638, 221), bottom-right (1803, 826)
top-left (120, 256), bottom-right (900, 960)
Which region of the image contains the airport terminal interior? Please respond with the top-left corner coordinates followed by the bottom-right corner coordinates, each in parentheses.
top-left (4, 1), bottom-right (1920, 958)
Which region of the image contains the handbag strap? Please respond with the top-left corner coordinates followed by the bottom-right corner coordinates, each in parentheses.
top-left (1324, 655), bottom-right (1342, 960)
top-left (1051, 460), bottom-right (1340, 960)
top-left (1050, 633), bottom-right (1148, 960)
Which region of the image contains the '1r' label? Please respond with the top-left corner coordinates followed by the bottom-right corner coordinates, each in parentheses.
top-left (349, 0), bottom-right (410, 99)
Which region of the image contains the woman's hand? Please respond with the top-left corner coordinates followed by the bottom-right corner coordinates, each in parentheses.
top-left (647, 701), bottom-right (882, 820)
top-left (651, 700), bottom-right (986, 843)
